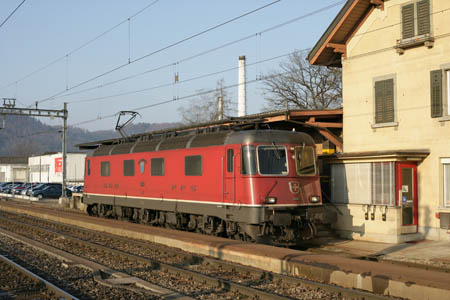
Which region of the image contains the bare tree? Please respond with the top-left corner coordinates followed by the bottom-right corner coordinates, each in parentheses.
top-left (178, 79), bottom-right (236, 125)
top-left (263, 51), bottom-right (342, 110)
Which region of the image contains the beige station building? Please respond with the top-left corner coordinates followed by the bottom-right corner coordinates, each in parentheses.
top-left (308, 0), bottom-right (450, 243)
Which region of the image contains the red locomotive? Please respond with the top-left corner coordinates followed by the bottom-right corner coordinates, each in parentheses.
top-left (81, 126), bottom-right (334, 245)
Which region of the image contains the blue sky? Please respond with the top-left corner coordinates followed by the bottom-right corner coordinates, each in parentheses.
top-left (0, 0), bottom-right (344, 131)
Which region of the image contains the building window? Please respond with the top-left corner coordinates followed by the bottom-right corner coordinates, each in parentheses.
top-left (401, 0), bottom-right (430, 40)
top-left (331, 162), bottom-right (395, 206)
top-left (151, 158), bottom-right (164, 176)
top-left (374, 78), bottom-right (395, 124)
top-left (185, 155), bottom-right (202, 176)
top-left (123, 160), bottom-right (135, 176)
top-left (331, 163), bottom-right (371, 204)
top-left (372, 162), bottom-right (396, 205)
top-left (430, 69), bottom-right (450, 118)
top-left (443, 159), bottom-right (450, 208)
top-left (100, 161), bottom-right (110, 177)
top-left (447, 70), bottom-right (450, 116)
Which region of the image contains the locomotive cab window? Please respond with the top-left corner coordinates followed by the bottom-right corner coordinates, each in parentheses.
top-left (295, 146), bottom-right (316, 175)
top-left (100, 161), bottom-right (110, 177)
top-left (151, 158), bottom-right (165, 176)
top-left (185, 155), bottom-right (202, 176)
top-left (241, 145), bottom-right (256, 175)
top-left (257, 145), bottom-right (288, 175)
top-left (123, 159), bottom-right (135, 176)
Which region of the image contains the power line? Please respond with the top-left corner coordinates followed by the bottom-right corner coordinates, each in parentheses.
top-left (0, 0), bottom-right (161, 92)
top-left (33, 0), bottom-right (285, 106)
top-left (38, 0), bottom-right (345, 103)
top-left (67, 49), bottom-right (310, 104)
top-left (0, 0), bottom-right (26, 29)
top-left (68, 69), bottom-right (295, 128)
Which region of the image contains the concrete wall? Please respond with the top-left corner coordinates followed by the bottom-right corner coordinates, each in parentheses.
top-left (0, 164), bottom-right (27, 182)
top-left (339, 0), bottom-right (450, 241)
top-left (29, 153), bottom-right (86, 184)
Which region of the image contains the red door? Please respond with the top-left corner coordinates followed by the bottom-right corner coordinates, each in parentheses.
top-left (396, 162), bottom-right (418, 227)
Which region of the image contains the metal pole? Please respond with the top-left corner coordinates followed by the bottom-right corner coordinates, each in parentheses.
top-left (62, 102), bottom-right (67, 198)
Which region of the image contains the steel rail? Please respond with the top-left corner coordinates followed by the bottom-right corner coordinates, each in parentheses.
top-left (0, 213), bottom-right (393, 300)
top-left (0, 254), bottom-right (79, 300)
top-left (0, 216), bottom-right (294, 300)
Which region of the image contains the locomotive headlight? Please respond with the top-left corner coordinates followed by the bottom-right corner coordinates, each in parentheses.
top-left (310, 196), bottom-right (321, 203)
top-left (265, 197), bottom-right (277, 204)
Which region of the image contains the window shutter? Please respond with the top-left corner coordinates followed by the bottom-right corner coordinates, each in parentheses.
top-left (430, 70), bottom-right (443, 118)
top-left (375, 81), bottom-right (384, 123)
top-left (417, 0), bottom-right (430, 35)
top-left (384, 79), bottom-right (394, 123)
top-left (402, 4), bottom-right (415, 39)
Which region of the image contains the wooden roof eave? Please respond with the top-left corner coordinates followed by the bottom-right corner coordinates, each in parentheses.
top-left (308, 0), bottom-right (380, 67)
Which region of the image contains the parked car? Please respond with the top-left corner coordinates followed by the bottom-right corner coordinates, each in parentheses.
top-left (31, 185), bottom-right (72, 199)
top-left (22, 183), bottom-right (44, 196)
top-left (72, 185), bottom-right (84, 193)
top-left (3, 183), bottom-right (23, 194)
top-left (0, 182), bottom-right (12, 192)
top-left (13, 183), bottom-right (31, 195)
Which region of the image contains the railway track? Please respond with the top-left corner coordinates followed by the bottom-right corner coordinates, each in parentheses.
top-left (0, 253), bottom-right (78, 300)
top-left (0, 211), bottom-right (395, 300)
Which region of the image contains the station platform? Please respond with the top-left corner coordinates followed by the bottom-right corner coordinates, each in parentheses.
top-left (312, 238), bottom-right (450, 271)
top-left (0, 199), bottom-right (449, 300)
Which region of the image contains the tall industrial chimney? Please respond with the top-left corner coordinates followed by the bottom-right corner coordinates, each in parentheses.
top-left (238, 55), bottom-right (247, 117)
top-left (217, 96), bottom-right (223, 121)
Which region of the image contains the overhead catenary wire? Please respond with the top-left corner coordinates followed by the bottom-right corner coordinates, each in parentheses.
top-left (67, 49), bottom-right (311, 104)
top-left (0, 0), bottom-right (161, 92)
top-left (39, 0), bottom-right (346, 102)
top-left (11, 3), bottom-right (450, 138)
top-left (32, 0), bottom-right (287, 106)
top-left (16, 67), bottom-right (298, 139)
top-left (64, 26), bottom-right (450, 129)
top-left (0, 0), bottom-right (26, 29)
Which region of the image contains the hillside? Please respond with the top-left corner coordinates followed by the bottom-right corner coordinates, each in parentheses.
top-left (0, 115), bottom-right (181, 156)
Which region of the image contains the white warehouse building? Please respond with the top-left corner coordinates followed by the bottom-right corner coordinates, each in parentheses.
top-left (28, 152), bottom-right (86, 184)
top-left (0, 157), bottom-right (28, 182)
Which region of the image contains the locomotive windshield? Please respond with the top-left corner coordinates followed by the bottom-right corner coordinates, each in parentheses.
top-left (295, 146), bottom-right (316, 175)
top-left (257, 145), bottom-right (288, 175)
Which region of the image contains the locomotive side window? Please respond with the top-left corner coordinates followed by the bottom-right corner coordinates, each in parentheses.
top-left (100, 161), bottom-right (110, 177)
top-left (87, 160), bottom-right (91, 176)
top-left (139, 159), bottom-right (146, 174)
top-left (123, 159), bottom-right (135, 176)
top-left (227, 149), bottom-right (234, 172)
top-left (241, 145), bottom-right (256, 175)
top-left (185, 155), bottom-right (202, 176)
top-left (295, 146), bottom-right (316, 175)
top-left (151, 158), bottom-right (165, 176)
top-left (257, 145), bottom-right (288, 175)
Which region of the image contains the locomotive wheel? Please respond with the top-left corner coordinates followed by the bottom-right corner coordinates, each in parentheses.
top-left (88, 204), bottom-right (99, 216)
top-left (98, 204), bottom-right (107, 217)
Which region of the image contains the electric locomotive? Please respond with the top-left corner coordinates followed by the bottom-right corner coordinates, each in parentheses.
top-left (81, 127), bottom-right (334, 246)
